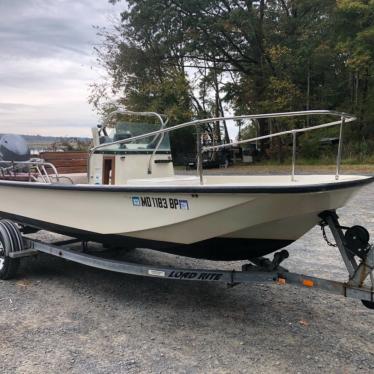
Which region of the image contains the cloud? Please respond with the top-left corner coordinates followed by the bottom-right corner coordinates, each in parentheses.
top-left (0, 0), bottom-right (116, 57)
top-left (0, 0), bottom-right (123, 136)
top-left (0, 103), bottom-right (38, 114)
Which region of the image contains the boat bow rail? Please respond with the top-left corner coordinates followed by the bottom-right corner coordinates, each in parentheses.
top-left (90, 109), bottom-right (356, 185)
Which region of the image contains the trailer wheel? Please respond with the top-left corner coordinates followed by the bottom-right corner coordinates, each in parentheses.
top-left (0, 244), bottom-right (20, 280)
top-left (0, 220), bottom-right (23, 280)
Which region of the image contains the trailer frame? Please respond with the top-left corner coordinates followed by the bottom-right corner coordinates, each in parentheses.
top-left (0, 210), bottom-right (373, 309)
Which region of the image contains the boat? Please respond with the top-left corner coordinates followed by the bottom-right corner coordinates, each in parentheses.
top-left (0, 109), bottom-right (373, 261)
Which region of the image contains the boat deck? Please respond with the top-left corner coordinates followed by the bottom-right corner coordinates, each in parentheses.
top-left (126, 174), bottom-right (372, 187)
top-left (62, 173), bottom-right (372, 185)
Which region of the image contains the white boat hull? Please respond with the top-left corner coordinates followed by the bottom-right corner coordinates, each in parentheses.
top-left (0, 175), bottom-right (372, 260)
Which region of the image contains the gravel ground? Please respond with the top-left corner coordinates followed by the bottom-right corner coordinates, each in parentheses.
top-left (1, 183), bottom-right (374, 374)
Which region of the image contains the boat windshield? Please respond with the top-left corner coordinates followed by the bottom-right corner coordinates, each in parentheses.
top-left (100, 119), bottom-right (171, 152)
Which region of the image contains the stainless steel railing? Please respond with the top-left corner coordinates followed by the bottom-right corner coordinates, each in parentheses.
top-left (96, 108), bottom-right (169, 175)
top-left (91, 110), bottom-right (356, 185)
top-left (0, 159), bottom-right (65, 183)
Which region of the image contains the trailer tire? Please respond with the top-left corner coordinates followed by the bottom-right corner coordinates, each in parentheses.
top-left (0, 253), bottom-right (20, 280)
top-left (0, 220), bottom-right (23, 280)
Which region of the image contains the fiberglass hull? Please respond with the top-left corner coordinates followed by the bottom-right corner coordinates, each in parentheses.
top-left (0, 175), bottom-right (372, 260)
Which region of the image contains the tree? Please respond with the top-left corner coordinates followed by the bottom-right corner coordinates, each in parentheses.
top-left (91, 0), bottom-right (374, 162)
top-left (334, 1), bottom-right (374, 136)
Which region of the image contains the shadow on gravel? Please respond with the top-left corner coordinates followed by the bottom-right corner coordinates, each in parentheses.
top-left (17, 250), bottom-right (294, 324)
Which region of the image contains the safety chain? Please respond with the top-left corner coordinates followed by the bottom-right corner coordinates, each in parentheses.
top-left (320, 221), bottom-right (337, 247)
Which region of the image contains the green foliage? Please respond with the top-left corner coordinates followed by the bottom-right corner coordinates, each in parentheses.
top-left (90, 0), bottom-right (374, 162)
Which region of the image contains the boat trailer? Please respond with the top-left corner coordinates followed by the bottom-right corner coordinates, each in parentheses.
top-left (0, 210), bottom-right (373, 310)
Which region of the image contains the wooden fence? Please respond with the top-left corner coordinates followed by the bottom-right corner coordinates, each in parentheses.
top-left (39, 152), bottom-right (88, 174)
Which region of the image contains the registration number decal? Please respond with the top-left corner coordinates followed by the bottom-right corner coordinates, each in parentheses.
top-left (131, 196), bottom-right (189, 210)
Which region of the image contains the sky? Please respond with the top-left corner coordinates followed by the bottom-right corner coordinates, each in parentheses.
top-left (0, 0), bottom-right (123, 137)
